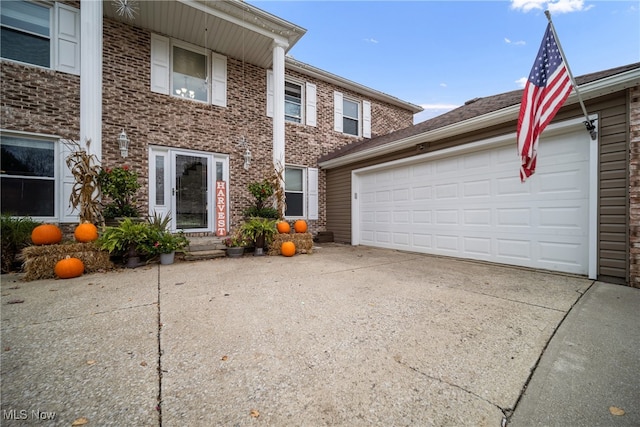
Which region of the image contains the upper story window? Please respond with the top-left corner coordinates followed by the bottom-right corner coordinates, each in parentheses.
top-left (1, 135), bottom-right (56, 217)
top-left (285, 81), bottom-right (303, 123)
top-left (342, 98), bottom-right (359, 136)
top-left (266, 71), bottom-right (317, 127)
top-left (0, 1), bottom-right (79, 75)
top-left (1, 1), bottom-right (50, 67)
top-left (172, 45), bottom-right (208, 102)
top-left (334, 92), bottom-right (371, 138)
top-left (151, 33), bottom-right (227, 107)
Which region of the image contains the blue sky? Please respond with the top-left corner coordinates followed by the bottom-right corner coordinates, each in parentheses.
top-left (247, 0), bottom-right (639, 123)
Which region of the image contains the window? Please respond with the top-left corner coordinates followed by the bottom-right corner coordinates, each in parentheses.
top-left (0, 1), bottom-right (79, 74)
top-left (334, 92), bottom-right (371, 138)
top-left (1, 1), bottom-right (50, 67)
top-left (266, 71), bottom-right (316, 126)
top-left (285, 81), bottom-right (303, 123)
top-left (343, 98), bottom-right (359, 136)
top-left (285, 168), bottom-right (304, 217)
top-left (173, 45), bottom-right (208, 102)
top-left (151, 34), bottom-right (227, 107)
top-left (284, 166), bottom-right (318, 219)
top-left (1, 135), bottom-right (56, 217)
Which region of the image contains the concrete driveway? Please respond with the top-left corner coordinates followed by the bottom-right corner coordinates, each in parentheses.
top-left (1, 244), bottom-right (594, 426)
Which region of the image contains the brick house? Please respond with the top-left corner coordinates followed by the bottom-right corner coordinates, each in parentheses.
top-left (319, 63), bottom-right (640, 287)
top-left (0, 1), bottom-right (421, 236)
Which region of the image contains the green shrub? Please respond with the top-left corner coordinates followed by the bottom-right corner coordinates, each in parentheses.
top-left (1, 214), bottom-right (40, 273)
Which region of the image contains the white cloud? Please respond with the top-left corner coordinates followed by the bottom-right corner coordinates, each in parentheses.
top-left (363, 38), bottom-right (379, 44)
top-left (515, 77), bottom-right (528, 88)
top-left (505, 37), bottom-right (526, 46)
top-left (510, 0), bottom-right (592, 14)
top-left (439, 83), bottom-right (447, 88)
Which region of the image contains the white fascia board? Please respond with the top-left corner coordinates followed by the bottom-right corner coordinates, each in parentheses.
top-left (286, 58), bottom-right (423, 114)
top-left (320, 67), bottom-right (640, 169)
top-left (178, 0), bottom-right (300, 48)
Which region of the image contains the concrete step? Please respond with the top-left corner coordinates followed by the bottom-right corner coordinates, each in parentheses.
top-left (183, 249), bottom-right (227, 261)
top-left (187, 236), bottom-right (227, 252)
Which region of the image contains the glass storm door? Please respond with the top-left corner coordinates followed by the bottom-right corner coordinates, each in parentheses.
top-left (149, 147), bottom-right (228, 233)
top-left (174, 153), bottom-right (209, 230)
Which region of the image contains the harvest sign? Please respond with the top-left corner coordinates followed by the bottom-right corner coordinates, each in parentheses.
top-left (215, 181), bottom-right (227, 236)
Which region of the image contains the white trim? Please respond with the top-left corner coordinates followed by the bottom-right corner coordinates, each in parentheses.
top-left (588, 116), bottom-right (599, 280)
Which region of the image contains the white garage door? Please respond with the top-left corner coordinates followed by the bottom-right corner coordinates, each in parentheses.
top-left (354, 127), bottom-right (592, 275)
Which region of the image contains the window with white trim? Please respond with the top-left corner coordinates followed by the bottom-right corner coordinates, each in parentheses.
top-left (284, 166), bottom-right (318, 220)
top-left (151, 33), bottom-right (227, 107)
top-left (266, 71), bottom-right (317, 126)
top-left (1, 135), bottom-right (57, 217)
top-left (334, 92), bottom-right (371, 138)
top-left (285, 81), bottom-right (303, 123)
top-left (0, 1), bottom-right (80, 74)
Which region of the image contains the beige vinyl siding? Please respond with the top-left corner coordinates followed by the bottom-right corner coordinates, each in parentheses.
top-left (597, 97), bottom-right (629, 283)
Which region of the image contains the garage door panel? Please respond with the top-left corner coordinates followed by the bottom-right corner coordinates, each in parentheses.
top-left (356, 131), bottom-right (590, 275)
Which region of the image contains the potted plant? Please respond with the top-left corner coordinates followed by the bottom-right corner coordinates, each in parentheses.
top-left (97, 165), bottom-right (141, 223)
top-left (240, 217), bottom-right (277, 256)
top-left (96, 217), bottom-right (154, 268)
top-left (223, 230), bottom-right (248, 258)
top-left (147, 231), bottom-right (189, 265)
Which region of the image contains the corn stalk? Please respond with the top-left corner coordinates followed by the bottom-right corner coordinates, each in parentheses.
top-left (266, 161), bottom-right (286, 220)
top-left (64, 139), bottom-right (103, 225)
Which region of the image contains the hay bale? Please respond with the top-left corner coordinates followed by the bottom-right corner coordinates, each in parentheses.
top-left (20, 242), bottom-right (114, 281)
top-left (268, 232), bottom-right (314, 256)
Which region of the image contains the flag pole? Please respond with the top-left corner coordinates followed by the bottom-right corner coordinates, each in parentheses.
top-left (544, 10), bottom-right (597, 140)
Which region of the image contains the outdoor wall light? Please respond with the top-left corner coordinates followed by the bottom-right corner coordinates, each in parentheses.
top-left (243, 146), bottom-right (252, 170)
top-left (118, 129), bottom-right (130, 158)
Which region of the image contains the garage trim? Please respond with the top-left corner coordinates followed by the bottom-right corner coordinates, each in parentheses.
top-left (351, 116), bottom-right (599, 278)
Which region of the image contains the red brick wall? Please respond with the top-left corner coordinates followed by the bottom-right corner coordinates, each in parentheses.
top-left (1, 12), bottom-right (415, 236)
top-left (0, 63), bottom-right (80, 139)
top-left (629, 84), bottom-right (640, 288)
top-left (101, 19), bottom-right (415, 233)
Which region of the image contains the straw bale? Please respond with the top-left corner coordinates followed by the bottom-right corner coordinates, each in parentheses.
top-left (268, 233), bottom-right (314, 256)
top-left (20, 242), bottom-right (114, 281)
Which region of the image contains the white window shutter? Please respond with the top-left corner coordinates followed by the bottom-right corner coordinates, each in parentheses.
top-left (305, 82), bottom-right (317, 127)
top-left (334, 91), bottom-right (343, 132)
top-left (60, 140), bottom-right (79, 222)
top-left (55, 3), bottom-right (80, 75)
top-left (266, 70), bottom-right (274, 117)
top-left (362, 100), bottom-right (371, 138)
top-left (211, 52), bottom-right (227, 107)
top-left (307, 167), bottom-right (318, 220)
top-left (150, 34), bottom-right (170, 94)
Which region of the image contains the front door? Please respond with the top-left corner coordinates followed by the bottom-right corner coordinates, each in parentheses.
top-left (149, 147), bottom-right (228, 233)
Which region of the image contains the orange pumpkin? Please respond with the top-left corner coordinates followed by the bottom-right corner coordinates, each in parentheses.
top-left (31, 224), bottom-right (63, 245)
top-left (281, 241), bottom-right (296, 257)
top-left (276, 221), bottom-right (291, 234)
top-left (54, 256), bottom-right (84, 279)
top-left (293, 220), bottom-right (307, 233)
top-left (74, 223), bottom-right (99, 243)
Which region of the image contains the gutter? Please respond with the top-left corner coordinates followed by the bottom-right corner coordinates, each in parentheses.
top-left (319, 67), bottom-right (640, 169)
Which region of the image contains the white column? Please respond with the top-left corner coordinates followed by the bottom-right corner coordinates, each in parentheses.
top-left (272, 40), bottom-right (287, 170)
top-left (80, 0), bottom-right (103, 160)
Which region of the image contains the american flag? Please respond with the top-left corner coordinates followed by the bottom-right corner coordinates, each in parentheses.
top-left (517, 23), bottom-right (573, 182)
